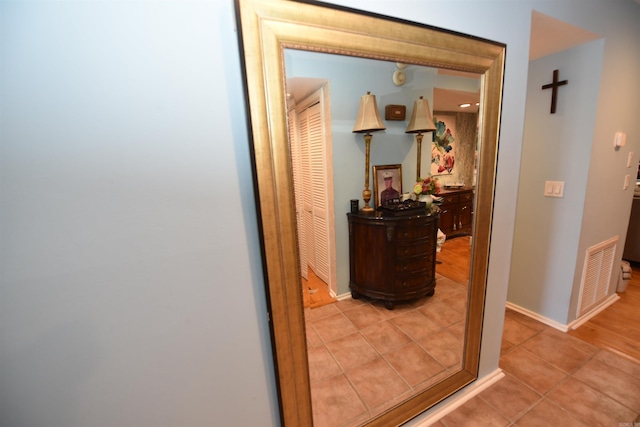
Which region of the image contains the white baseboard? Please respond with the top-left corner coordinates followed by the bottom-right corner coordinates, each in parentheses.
top-left (568, 293), bottom-right (620, 330)
top-left (505, 301), bottom-right (570, 332)
top-left (506, 292), bottom-right (621, 332)
top-left (336, 291), bottom-right (352, 301)
top-left (405, 369), bottom-right (505, 426)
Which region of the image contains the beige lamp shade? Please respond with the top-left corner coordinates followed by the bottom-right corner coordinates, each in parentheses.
top-left (406, 96), bottom-right (436, 133)
top-left (353, 92), bottom-right (386, 133)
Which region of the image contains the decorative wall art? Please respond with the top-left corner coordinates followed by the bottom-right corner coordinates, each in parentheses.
top-left (431, 115), bottom-right (456, 175)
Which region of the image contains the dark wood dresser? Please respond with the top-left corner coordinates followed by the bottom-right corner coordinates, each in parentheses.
top-left (436, 187), bottom-right (474, 238)
top-left (347, 209), bottom-right (439, 309)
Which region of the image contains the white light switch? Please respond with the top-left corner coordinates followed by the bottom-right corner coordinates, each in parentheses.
top-left (544, 180), bottom-right (564, 197)
top-left (628, 152), bottom-right (635, 168)
top-left (624, 174), bottom-right (630, 190)
top-left (614, 132), bottom-right (627, 147)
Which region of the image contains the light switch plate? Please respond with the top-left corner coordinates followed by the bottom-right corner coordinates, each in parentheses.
top-left (614, 132), bottom-right (627, 147)
top-left (544, 180), bottom-right (564, 197)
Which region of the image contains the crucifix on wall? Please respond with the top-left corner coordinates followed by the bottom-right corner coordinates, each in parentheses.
top-left (542, 69), bottom-right (568, 114)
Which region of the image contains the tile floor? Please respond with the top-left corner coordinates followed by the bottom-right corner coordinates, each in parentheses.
top-left (305, 273), bottom-right (468, 427)
top-left (435, 309), bottom-right (640, 426)
top-left (305, 275), bottom-right (640, 427)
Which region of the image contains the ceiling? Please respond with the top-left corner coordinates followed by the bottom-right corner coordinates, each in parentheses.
top-left (433, 87), bottom-right (479, 113)
top-left (529, 11), bottom-right (601, 61)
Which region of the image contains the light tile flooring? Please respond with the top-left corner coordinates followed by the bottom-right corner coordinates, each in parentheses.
top-left (305, 273), bottom-right (468, 427)
top-left (305, 276), bottom-right (640, 427)
top-left (435, 308), bottom-right (640, 426)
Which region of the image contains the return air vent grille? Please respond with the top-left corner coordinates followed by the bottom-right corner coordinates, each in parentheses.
top-left (577, 236), bottom-right (618, 318)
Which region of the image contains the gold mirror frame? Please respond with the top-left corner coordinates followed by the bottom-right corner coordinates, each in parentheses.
top-left (235, 0), bottom-right (505, 425)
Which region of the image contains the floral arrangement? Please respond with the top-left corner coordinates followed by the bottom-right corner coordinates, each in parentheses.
top-left (413, 175), bottom-right (441, 197)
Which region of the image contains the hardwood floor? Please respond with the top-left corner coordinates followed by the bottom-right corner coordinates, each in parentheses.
top-left (302, 269), bottom-right (336, 309)
top-left (436, 235), bottom-right (471, 284)
top-left (568, 261), bottom-right (640, 364)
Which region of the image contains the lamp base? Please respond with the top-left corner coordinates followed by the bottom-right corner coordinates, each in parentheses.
top-left (362, 187), bottom-right (373, 213)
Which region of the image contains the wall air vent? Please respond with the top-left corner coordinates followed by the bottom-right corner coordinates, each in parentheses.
top-left (576, 236), bottom-right (619, 318)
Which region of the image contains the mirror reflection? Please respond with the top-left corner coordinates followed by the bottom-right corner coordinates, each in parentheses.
top-left (284, 49), bottom-right (481, 426)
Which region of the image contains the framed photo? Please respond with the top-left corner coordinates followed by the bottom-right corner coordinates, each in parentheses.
top-left (373, 164), bottom-right (402, 207)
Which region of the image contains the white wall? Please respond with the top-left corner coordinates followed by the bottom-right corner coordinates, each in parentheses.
top-left (1, 0), bottom-right (639, 426)
top-left (0, 1), bottom-right (279, 426)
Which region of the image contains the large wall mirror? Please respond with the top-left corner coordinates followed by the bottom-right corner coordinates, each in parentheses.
top-left (235, 1), bottom-right (505, 426)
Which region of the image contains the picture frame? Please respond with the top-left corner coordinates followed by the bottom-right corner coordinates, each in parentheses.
top-left (373, 164), bottom-right (402, 207)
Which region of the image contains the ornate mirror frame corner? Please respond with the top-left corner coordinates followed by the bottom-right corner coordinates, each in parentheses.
top-left (235, 0), bottom-right (505, 425)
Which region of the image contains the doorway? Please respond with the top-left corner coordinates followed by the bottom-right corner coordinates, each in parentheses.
top-left (288, 82), bottom-right (338, 300)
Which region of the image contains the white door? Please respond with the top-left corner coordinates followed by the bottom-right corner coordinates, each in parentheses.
top-left (298, 107), bottom-right (316, 274)
top-left (288, 108), bottom-right (308, 280)
top-left (292, 85), bottom-right (336, 294)
top-left (306, 103), bottom-right (330, 284)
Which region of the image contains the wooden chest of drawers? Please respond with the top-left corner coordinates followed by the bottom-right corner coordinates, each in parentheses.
top-left (436, 187), bottom-right (474, 238)
top-left (347, 210), bottom-right (438, 309)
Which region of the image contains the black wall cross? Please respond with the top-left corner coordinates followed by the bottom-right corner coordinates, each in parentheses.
top-left (541, 69), bottom-right (568, 114)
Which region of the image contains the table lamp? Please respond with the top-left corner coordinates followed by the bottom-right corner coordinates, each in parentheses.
top-left (406, 96), bottom-right (436, 180)
top-left (353, 91), bottom-right (386, 212)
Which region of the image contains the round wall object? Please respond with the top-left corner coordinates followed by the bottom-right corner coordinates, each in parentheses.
top-left (393, 70), bottom-right (406, 86)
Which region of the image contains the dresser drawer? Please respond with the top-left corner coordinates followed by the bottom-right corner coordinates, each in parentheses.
top-left (394, 271), bottom-right (434, 291)
top-left (395, 252), bottom-right (434, 274)
top-left (395, 223), bottom-right (435, 240)
top-left (460, 192), bottom-right (473, 203)
top-left (396, 238), bottom-right (433, 257)
top-left (440, 195), bottom-right (458, 205)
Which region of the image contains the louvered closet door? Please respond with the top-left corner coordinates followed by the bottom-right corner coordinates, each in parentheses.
top-left (298, 109), bottom-right (316, 273)
top-left (288, 109), bottom-right (308, 280)
top-left (297, 102), bottom-right (332, 285)
top-left (307, 103), bottom-right (331, 284)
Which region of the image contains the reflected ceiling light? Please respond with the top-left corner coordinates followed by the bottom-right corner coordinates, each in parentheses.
top-left (459, 103), bottom-right (472, 108)
top-left (353, 91), bottom-right (386, 212)
top-left (406, 96), bottom-right (436, 180)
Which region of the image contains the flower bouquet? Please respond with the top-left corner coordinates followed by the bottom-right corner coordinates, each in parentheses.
top-left (413, 175), bottom-right (441, 208)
